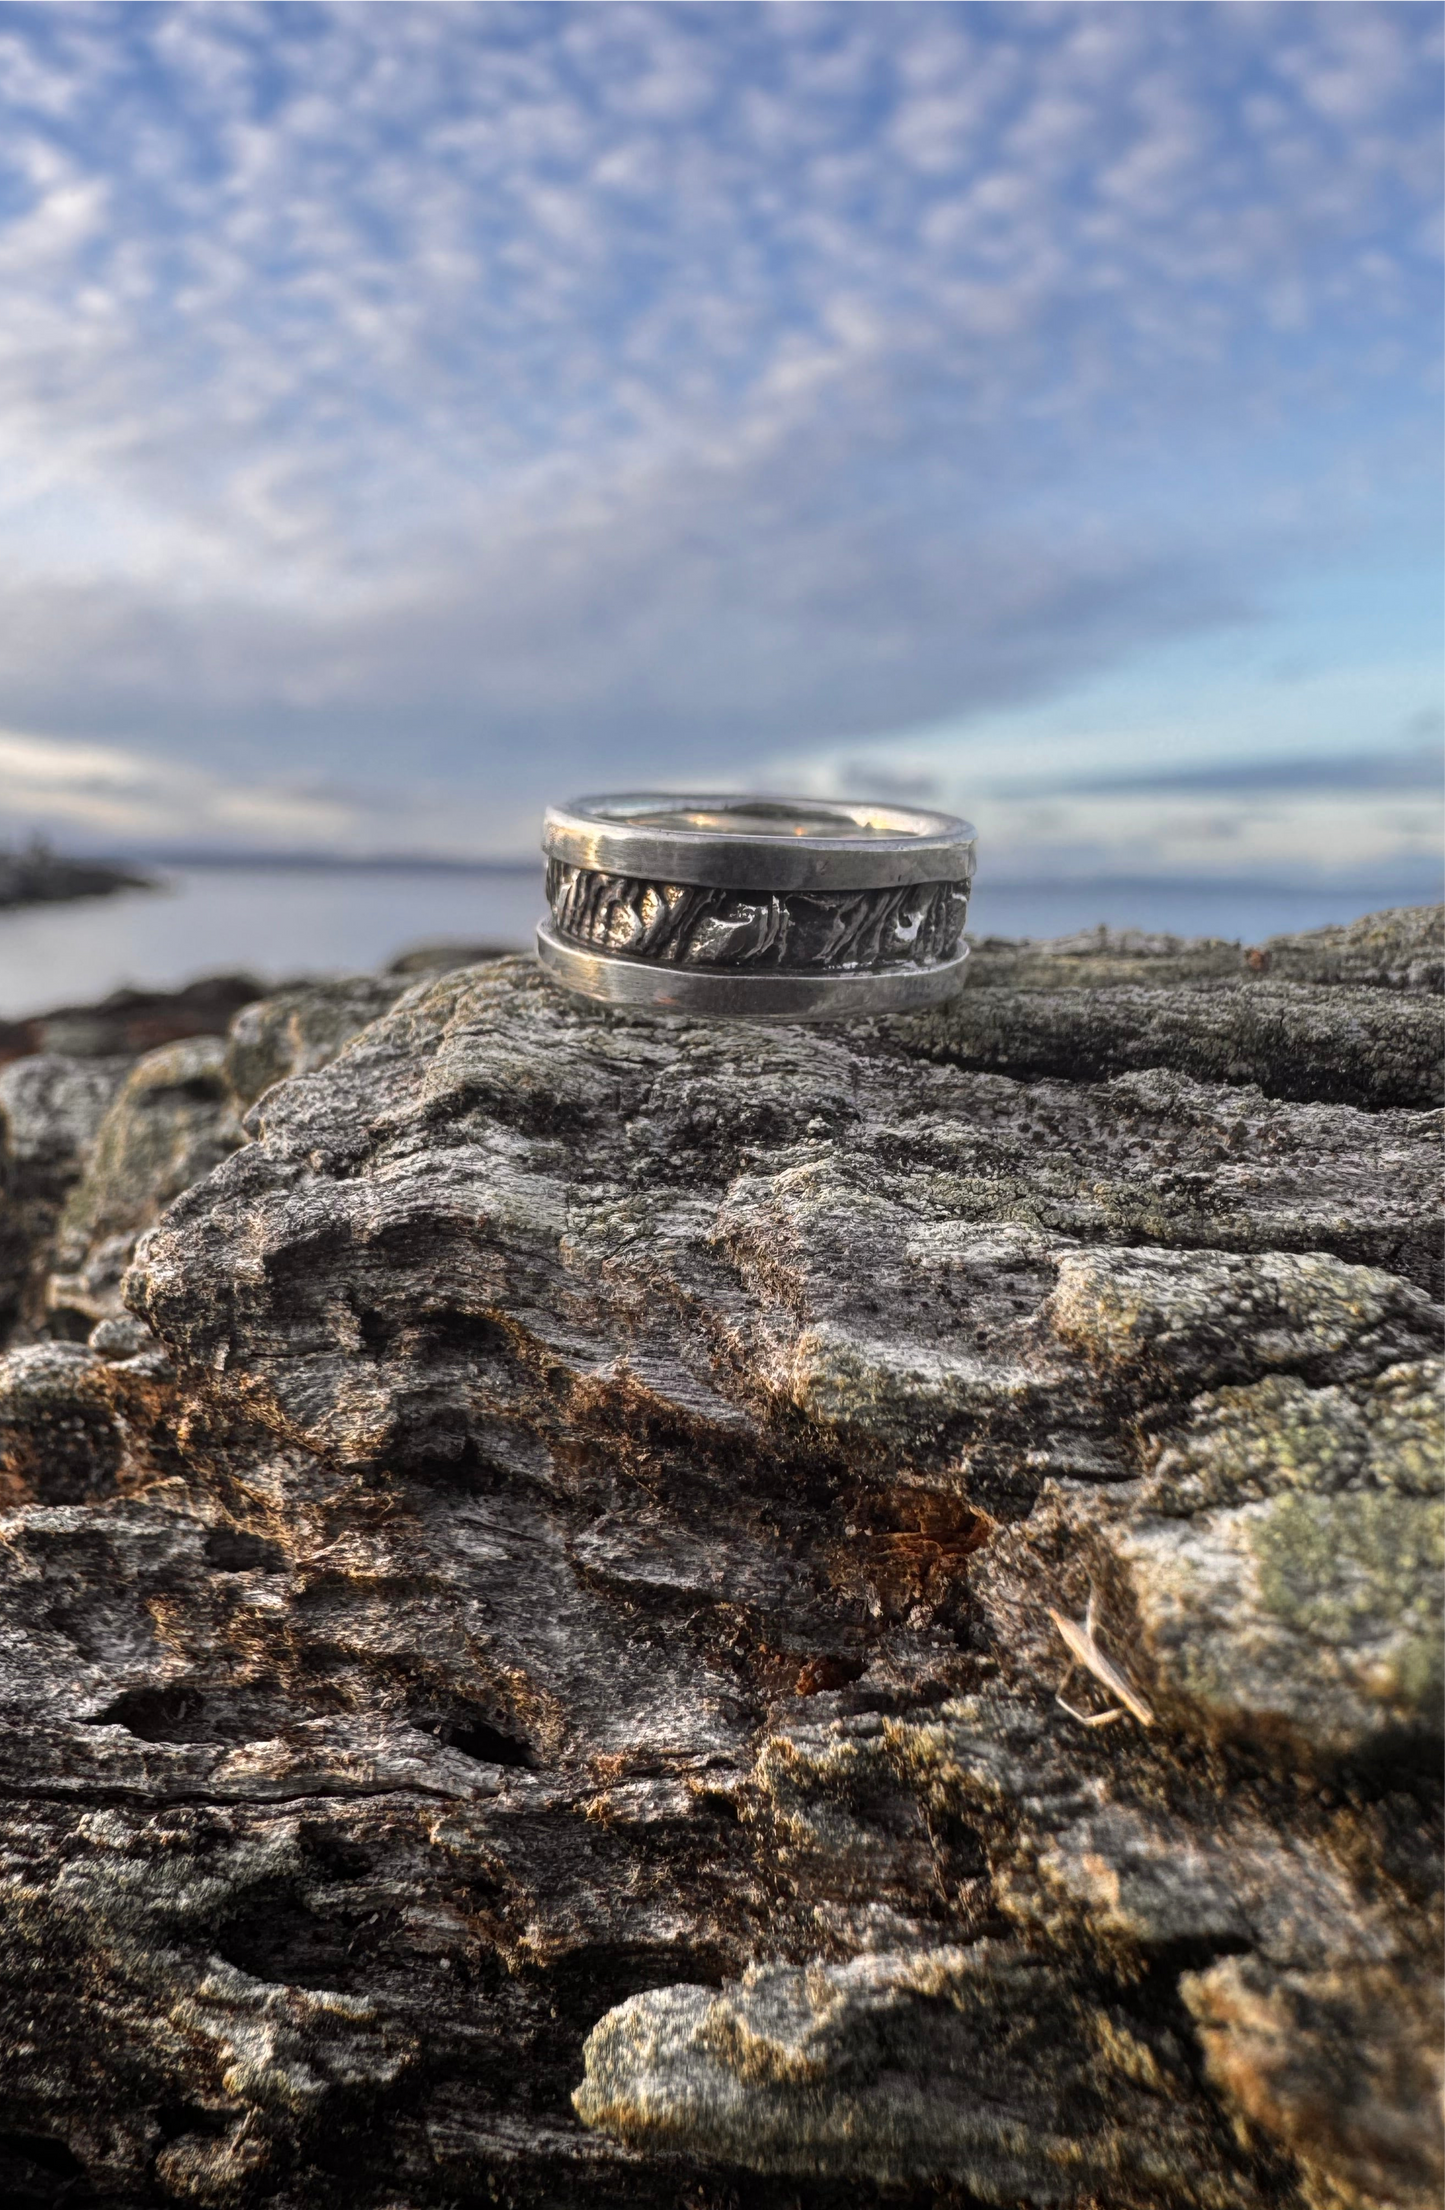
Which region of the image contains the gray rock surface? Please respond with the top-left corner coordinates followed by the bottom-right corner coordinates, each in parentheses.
top-left (0, 1053), bottom-right (133, 1338)
top-left (4, 974), bottom-right (445, 1346)
top-left (385, 940), bottom-right (522, 978)
top-left (223, 956), bottom-right (515, 1110)
top-left (46, 1037), bottom-right (246, 1334)
top-left (0, 974), bottom-right (267, 1069)
top-left (224, 974), bottom-right (419, 1110)
top-left (0, 909), bottom-right (1437, 2209)
top-left (892, 976), bottom-right (1439, 1108)
top-left (1257, 904), bottom-right (1443, 992)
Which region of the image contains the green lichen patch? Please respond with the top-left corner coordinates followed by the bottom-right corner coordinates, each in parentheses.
top-left (1249, 1487), bottom-right (1443, 1730)
top-left (1105, 1361), bottom-right (1445, 1754)
top-left (1147, 1376), bottom-right (1369, 1515)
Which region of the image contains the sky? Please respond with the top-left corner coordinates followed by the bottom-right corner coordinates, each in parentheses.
top-left (0, 0), bottom-right (1440, 890)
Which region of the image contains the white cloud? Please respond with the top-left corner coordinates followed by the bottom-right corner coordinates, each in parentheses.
top-left (0, 726), bottom-right (361, 849)
top-left (0, 724), bottom-right (539, 858)
top-left (0, 2), bottom-right (1435, 854)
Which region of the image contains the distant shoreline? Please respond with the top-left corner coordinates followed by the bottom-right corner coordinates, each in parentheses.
top-left (47, 850), bottom-right (1445, 902)
top-left (123, 849), bottom-right (542, 876)
top-left (0, 845), bottom-right (157, 912)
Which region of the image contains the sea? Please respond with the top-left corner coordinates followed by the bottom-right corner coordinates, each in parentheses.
top-left (0, 862), bottom-right (1431, 1021)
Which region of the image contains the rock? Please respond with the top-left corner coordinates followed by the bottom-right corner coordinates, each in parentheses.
top-left (574, 1939), bottom-right (1252, 2199)
top-left (893, 977), bottom-right (1440, 1109)
top-left (222, 961), bottom-right (517, 1123)
top-left (385, 940), bottom-right (521, 977)
top-left (1113, 1361), bottom-right (1441, 1752)
top-left (0, 973), bottom-right (449, 1355)
top-left (934, 905), bottom-right (1444, 1107)
top-left (0, 1053), bottom-right (133, 1338)
top-left (1257, 905), bottom-right (1444, 992)
top-left (5, 978), bottom-right (453, 1342)
top-left (0, 974), bottom-right (266, 1070)
top-left (0, 919), bottom-right (1435, 2208)
top-left (45, 1037), bottom-right (245, 1335)
top-left (223, 974), bottom-right (419, 1111)
top-left (963, 904), bottom-right (1444, 996)
top-left (965, 924), bottom-right (1249, 990)
top-left (0, 1342), bottom-right (127, 1506)
top-left (1181, 1954), bottom-right (1443, 2210)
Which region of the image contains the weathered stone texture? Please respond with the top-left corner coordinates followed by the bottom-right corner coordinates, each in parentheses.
top-left (223, 974), bottom-right (420, 1111)
top-left (0, 1052), bottom-right (133, 1338)
top-left (45, 1037), bottom-right (246, 1335)
top-left (1257, 904), bottom-right (1444, 993)
top-left (0, 974), bottom-right (267, 1071)
top-left (892, 977), bottom-right (1439, 1109)
top-left (935, 906), bottom-right (1444, 1106)
top-left (0, 905), bottom-right (1436, 2210)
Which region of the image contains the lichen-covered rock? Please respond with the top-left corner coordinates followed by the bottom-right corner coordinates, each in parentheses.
top-left (963, 904), bottom-right (1443, 996)
top-left (574, 1939), bottom-right (1260, 2201)
top-left (964, 1290), bottom-right (1442, 1764)
top-left (893, 977), bottom-right (1440, 1108)
top-left (965, 924), bottom-right (1249, 990)
top-left (0, 917), bottom-right (1436, 2210)
top-left (1258, 904), bottom-right (1443, 992)
top-left (1121, 1363), bottom-right (1441, 1748)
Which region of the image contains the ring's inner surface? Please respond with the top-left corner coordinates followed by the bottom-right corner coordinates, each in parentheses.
top-left (598, 800), bottom-right (907, 839)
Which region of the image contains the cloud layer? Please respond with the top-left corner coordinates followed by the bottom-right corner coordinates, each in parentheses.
top-left (0, 2), bottom-right (1438, 851)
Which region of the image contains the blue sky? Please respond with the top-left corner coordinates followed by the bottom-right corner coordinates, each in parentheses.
top-left (0, 0), bottom-right (1439, 887)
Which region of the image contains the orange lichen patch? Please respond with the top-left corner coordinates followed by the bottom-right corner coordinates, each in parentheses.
top-left (793, 1655), bottom-right (865, 1697)
top-left (1182, 1956), bottom-right (1445, 2209)
top-left (0, 1464), bottom-right (32, 1510)
top-left (829, 1485), bottom-right (995, 1624)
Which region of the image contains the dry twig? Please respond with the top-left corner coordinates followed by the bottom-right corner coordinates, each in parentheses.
top-left (1048, 1592), bottom-right (1155, 1729)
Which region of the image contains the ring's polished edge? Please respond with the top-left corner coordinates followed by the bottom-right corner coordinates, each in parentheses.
top-left (536, 920), bottom-right (970, 1019)
top-left (543, 792), bottom-right (976, 892)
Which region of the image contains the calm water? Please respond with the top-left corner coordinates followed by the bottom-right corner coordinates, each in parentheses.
top-left (0, 863), bottom-right (1426, 1021)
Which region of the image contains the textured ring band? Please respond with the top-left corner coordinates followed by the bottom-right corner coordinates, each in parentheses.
top-left (536, 793), bottom-right (978, 1019)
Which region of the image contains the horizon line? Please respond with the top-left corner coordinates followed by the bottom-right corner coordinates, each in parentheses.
top-left (12, 846), bottom-right (1440, 902)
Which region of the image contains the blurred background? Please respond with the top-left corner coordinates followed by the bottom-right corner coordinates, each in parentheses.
top-left (0, 0), bottom-right (1440, 1013)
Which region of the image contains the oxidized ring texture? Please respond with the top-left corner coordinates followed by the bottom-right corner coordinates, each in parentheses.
top-left (536, 793), bottom-right (978, 1019)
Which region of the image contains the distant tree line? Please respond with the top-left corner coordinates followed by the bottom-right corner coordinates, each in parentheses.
top-left (0, 835), bottom-right (154, 910)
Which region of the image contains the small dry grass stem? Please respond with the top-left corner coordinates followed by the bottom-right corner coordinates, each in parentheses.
top-left (1048, 1591), bottom-right (1155, 1729)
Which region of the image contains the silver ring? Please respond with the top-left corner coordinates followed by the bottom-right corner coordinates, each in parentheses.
top-left (536, 793), bottom-right (977, 1019)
